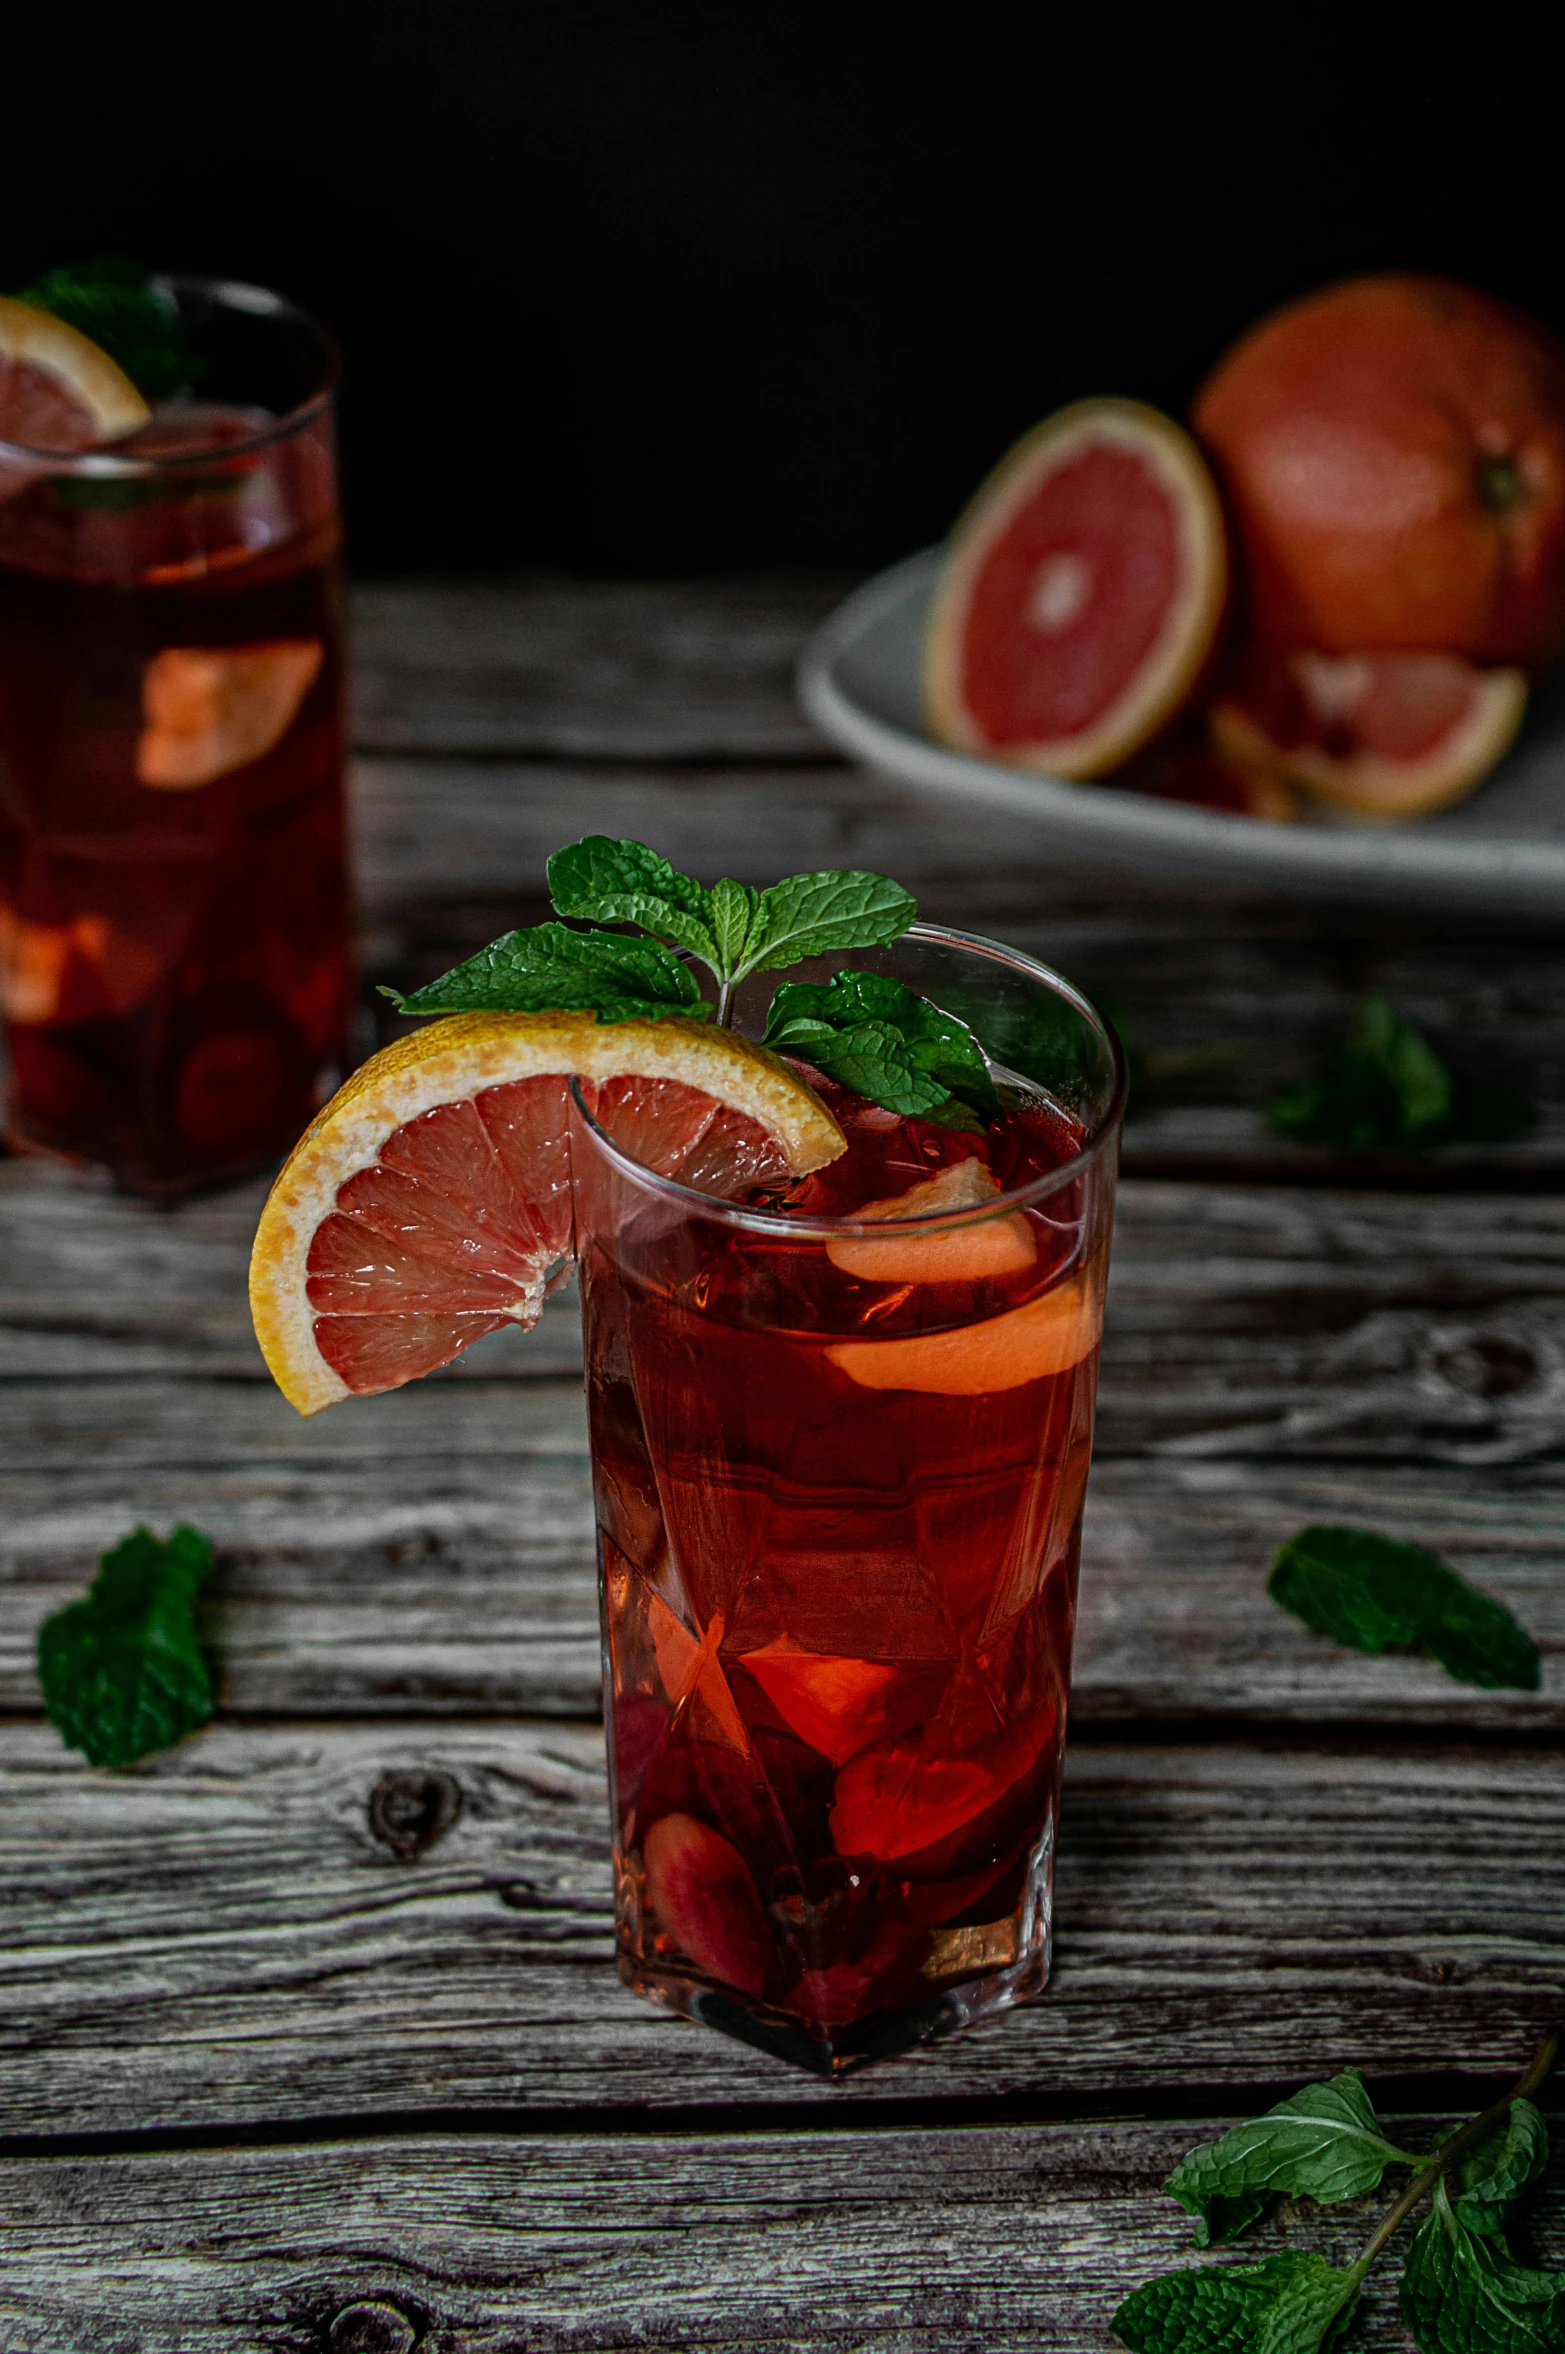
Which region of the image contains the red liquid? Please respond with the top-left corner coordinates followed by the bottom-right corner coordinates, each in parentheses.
top-left (579, 1079), bottom-right (1108, 2071)
top-left (0, 404), bottom-right (349, 1193)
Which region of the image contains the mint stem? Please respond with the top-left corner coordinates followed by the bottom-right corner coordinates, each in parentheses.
top-left (716, 978), bottom-right (733, 1028)
top-left (1356, 2027), bottom-right (1560, 2268)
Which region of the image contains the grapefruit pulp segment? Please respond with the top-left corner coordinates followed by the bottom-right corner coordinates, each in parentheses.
top-left (1211, 648), bottom-right (1527, 819)
top-left (826, 1259), bottom-right (1103, 1395)
top-left (249, 1010), bottom-right (845, 1416)
top-left (924, 398), bottom-right (1228, 779)
top-left (825, 1156), bottom-right (1036, 1284)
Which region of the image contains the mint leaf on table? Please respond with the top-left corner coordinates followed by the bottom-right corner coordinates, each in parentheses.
top-left (546, 836), bottom-right (721, 967)
top-left (1400, 2177), bottom-right (1565, 2354)
top-left (37, 1525), bottom-right (215, 1769)
top-left (380, 924), bottom-right (708, 1022)
top-left (1268, 993), bottom-right (1533, 1154)
top-left (15, 257), bottom-right (203, 402)
top-left (1454, 2101), bottom-right (1551, 2236)
top-left (1167, 2070), bottom-right (1417, 2247)
top-left (1269, 1525), bottom-right (1541, 1692)
top-left (1112, 2249), bottom-right (1368, 2354)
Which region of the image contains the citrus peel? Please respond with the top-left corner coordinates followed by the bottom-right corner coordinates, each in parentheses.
top-left (249, 1010), bottom-right (844, 1415)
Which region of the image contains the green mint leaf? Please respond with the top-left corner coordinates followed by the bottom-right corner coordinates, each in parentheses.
top-left (381, 924), bottom-right (707, 1023)
top-left (15, 257), bottom-right (203, 402)
top-left (1455, 2101), bottom-right (1551, 2236)
top-left (1167, 2070), bottom-right (1415, 2247)
top-left (546, 837), bottom-right (720, 968)
top-left (1401, 2179), bottom-right (1565, 2354)
top-left (37, 1525), bottom-right (215, 1768)
top-left (1269, 1525), bottom-right (1541, 1692)
top-left (707, 876), bottom-right (759, 975)
top-left (1267, 994), bottom-right (1534, 1154)
top-left (1112, 2250), bottom-right (1368, 2354)
top-left (736, 868), bottom-right (916, 979)
top-left (771, 1012), bottom-right (950, 1117)
top-left (774, 970), bottom-right (999, 1116)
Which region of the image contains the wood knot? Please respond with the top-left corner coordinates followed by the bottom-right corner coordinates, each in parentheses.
top-left (328, 2301), bottom-right (416, 2354)
top-left (368, 1770), bottom-right (462, 1859)
top-left (1432, 1333), bottom-right (1538, 1400)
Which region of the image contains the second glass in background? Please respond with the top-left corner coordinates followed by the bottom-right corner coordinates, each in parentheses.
top-left (0, 276), bottom-right (350, 1194)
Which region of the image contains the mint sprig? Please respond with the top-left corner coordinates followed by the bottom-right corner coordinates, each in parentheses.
top-left (1268, 994), bottom-right (1534, 1154)
top-left (37, 1524), bottom-right (216, 1768)
top-left (1269, 1525), bottom-right (1541, 1692)
top-left (383, 837), bottom-right (989, 1128)
top-left (1112, 2032), bottom-right (1562, 2354)
top-left (547, 836), bottom-right (917, 1016)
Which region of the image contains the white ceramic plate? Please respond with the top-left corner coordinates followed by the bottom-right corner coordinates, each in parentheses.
top-left (797, 549), bottom-right (1565, 917)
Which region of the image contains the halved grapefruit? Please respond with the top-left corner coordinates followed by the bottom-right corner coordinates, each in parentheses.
top-left (1210, 646), bottom-right (1528, 821)
top-left (0, 295), bottom-right (150, 452)
top-left (923, 397), bottom-right (1228, 778)
top-left (248, 1010), bottom-right (845, 1415)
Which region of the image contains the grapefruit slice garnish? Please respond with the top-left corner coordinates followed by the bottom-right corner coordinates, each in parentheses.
top-left (249, 1010), bottom-right (845, 1415)
top-left (0, 295), bottom-right (150, 452)
top-left (824, 1156), bottom-right (1036, 1284)
top-left (924, 397), bottom-right (1228, 779)
top-left (137, 640), bottom-right (325, 790)
top-left (1210, 646), bottom-right (1527, 821)
top-left (826, 1256), bottom-right (1103, 1395)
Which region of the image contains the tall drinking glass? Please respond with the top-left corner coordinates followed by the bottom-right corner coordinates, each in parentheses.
top-left (0, 277), bottom-right (349, 1195)
top-left (573, 926), bottom-right (1124, 2074)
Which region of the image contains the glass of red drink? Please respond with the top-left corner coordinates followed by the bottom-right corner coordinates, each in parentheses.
top-left (0, 278), bottom-right (349, 1194)
top-left (572, 924), bottom-right (1125, 2074)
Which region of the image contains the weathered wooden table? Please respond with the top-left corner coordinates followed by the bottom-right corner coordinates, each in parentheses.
top-left (2, 580), bottom-right (1562, 2352)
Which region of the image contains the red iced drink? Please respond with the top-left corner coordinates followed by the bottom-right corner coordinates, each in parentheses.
top-left (0, 281), bottom-right (348, 1194)
top-left (574, 968), bottom-right (1121, 2073)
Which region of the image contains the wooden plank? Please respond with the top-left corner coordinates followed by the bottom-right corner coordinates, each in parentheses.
top-left (16, 1159), bottom-right (1565, 1452)
top-left (0, 1721), bottom-right (1559, 2136)
top-left (348, 577), bottom-right (851, 760)
top-left (2, 1365), bottom-right (1560, 1725)
top-left (8, 2113), bottom-right (1534, 2353)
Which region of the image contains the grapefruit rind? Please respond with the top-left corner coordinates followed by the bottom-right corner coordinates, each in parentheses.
top-left (249, 1010), bottom-right (845, 1416)
top-left (923, 397), bottom-right (1228, 780)
top-left (0, 295), bottom-right (151, 447)
top-left (1211, 663), bottom-right (1528, 822)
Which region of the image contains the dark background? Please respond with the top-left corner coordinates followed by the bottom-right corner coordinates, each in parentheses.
top-left (4, 5), bottom-right (1557, 577)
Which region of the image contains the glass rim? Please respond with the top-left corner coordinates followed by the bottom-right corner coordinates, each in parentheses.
top-left (569, 919), bottom-right (1128, 1239)
top-left (0, 273), bottom-right (340, 473)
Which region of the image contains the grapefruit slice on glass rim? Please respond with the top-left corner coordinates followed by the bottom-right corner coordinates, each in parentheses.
top-left (248, 1010), bottom-right (846, 1415)
top-left (1210, 646), bottom-right (1528, 821)
top-left (0, 295), bottom-right (150, 453)
top-left (923, 396), bottom-right (1228, 778)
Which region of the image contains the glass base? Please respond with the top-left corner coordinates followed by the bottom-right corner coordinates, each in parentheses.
top-left (618, 1930), bottom-right (1052, 2079)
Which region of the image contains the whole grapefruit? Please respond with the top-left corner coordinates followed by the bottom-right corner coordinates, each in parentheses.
top-left (1192, 276), bottom-right (1565, 667)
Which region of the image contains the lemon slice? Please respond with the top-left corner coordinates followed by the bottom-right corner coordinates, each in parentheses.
top-left (249, 1010), bottom-right (844, 1415)
top-left (0, 295), bottom-right (150, 451)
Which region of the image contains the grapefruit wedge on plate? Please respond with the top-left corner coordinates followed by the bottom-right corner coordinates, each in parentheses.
top-left (249, 1010), bottom-right (845, 1414)
top-left (923, 397), bottom-right (1228, 779)
top-left (0, 294), bottom-right (150, 452)
top-left (1211, 646), bottom-right (1527, 821)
